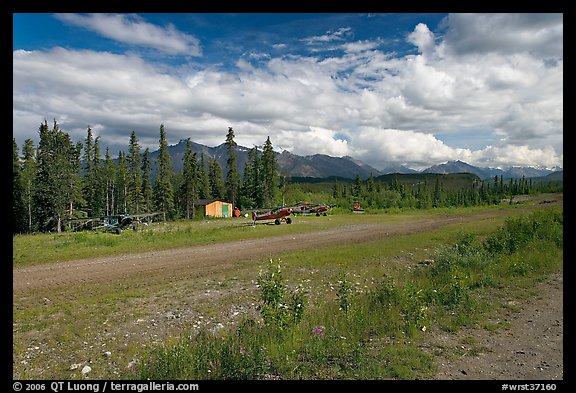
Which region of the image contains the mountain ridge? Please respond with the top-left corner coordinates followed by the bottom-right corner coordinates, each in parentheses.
top-left (147, 140), bottom-right (562, 181)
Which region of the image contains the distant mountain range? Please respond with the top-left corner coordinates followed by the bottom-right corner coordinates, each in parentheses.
top-left (148, 139), bottom-right (562, 181)
top-left (421, 160), bottom-right (562, 181)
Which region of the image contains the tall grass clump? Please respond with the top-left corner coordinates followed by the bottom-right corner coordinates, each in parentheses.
top-left (484, 206), bottom-right (563, 255)
top-left (257, 259), bottom-right (306, 331)
top-left (138, 323), bottom-right (270, 380)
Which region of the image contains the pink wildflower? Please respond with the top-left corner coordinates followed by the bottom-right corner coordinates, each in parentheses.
top-left (312, 325), bottom-right (325, 337)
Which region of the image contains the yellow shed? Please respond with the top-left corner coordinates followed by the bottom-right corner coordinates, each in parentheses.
top-left (196, 199), bottom-right (234, 218)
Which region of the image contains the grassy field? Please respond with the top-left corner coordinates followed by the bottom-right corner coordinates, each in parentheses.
top-left (12, 194), bottom-right (563, 380)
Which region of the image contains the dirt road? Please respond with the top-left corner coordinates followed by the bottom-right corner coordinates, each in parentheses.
top-left (14, 214), bottom-right (475, 293)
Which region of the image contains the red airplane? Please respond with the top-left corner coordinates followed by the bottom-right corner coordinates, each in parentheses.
top-left (309, 203), bottom-right (335, 216)
top-left (252, 207), bottom-right (293, 225)
top-left (288, 201), bottom-right (335, 216)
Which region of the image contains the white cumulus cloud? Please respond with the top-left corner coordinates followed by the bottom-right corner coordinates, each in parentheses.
top-left (55, 13), bottom-right (202, 56)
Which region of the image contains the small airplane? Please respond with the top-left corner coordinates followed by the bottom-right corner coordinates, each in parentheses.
top-left (287, 201), bottom-right (335, 216)
top-left (100, 214), bottom-right (136, 234)
top-left (66, 212), bottom-right (162, 234)
top-left (252, 206), bottom-right (293, 225)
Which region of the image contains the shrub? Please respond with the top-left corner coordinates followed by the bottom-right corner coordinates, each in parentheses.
top-left (484, 207), bottom-right (563, 255)
top-left (400, 284), bottom-right (429, 337)
top-left (257, 258), bottom-right (307, 331)
top-left (372, 275), bottom-right (399, 307)
top-left (337, 272), bottom-right (352, 316)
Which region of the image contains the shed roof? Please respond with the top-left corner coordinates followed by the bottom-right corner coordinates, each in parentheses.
top-left (195, 199), bottom-right (231, 206)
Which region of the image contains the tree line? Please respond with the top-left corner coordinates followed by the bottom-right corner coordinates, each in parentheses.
top-left (13, 121), bottom-right (279, 234)
top-left (13, 120), bottom-right (562, 234)
top-left (327, 171), bottom-right (562, 210)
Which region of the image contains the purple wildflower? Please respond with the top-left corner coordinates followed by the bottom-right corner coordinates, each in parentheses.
top-left (312, 325), bottom-right (325, 337)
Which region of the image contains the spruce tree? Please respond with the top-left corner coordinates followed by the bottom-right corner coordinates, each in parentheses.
top-left (198, 152), bottom-right (211, 199)
top-left (67, 140), bottom-right (85, 218)
top-left (224, 127), bottom-right (241, 207)
top-left (13, 139), bottom-right (25, 233)
top-left (332, 181), bottom-right (340, 200)
top-left (115, 151), bottom-right (129, 214)
top-left (261, 136), bottom-right (278, 207)
top-left (127, 131), bottom-right (143, 214)
top-left (141, 148), bottom-right (153, 213)
top-left (433, 176), bottom-right (444, 208)
top-left (91, 136), bottom-right (106, 217)
top-left (153, 124), bottom-right (175, 220)
top-left (353, 174), bottom-right (363, 198)
top-left (21, 139), bottom-right (37, 232)
top-left (104, 147), bottom-right (116, 215)
top-left (209, 158), bottom-right (225, 199)
top-left (366, 174), bottom-right (375, 193)
top-left (83, 127), bottom-right (95, 215)
top-left (242, 146), bottom-right (263, 208)
top-left (82, 128), bottom-right (105, 217)
top-left (181, 139), bottom-right (198, 219)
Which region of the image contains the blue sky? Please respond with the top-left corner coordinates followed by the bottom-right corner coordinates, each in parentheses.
top-left (13, 13), bottom-right (563, 170)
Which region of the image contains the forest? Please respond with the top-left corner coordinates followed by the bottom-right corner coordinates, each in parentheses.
top-left (12, 120), bottom-right (563, 234)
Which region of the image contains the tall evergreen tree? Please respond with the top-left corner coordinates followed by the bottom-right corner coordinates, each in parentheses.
top-left (241, 146), bottom-right (263, 208)
top-left (153, 124), bottom-right (175, 220)
top-left (82, 128), bottom-right (105, 217)
top-left (127, 131), bottom-right (143, 214)
top-left (198, 152), bottom-right (211, 199)
top-left (390, 174), bottom-right (400, 192)
top-left (67, 140), bottom-right (85, 217)
top-left (332, 181), bottom-right (340, 199)
top-left (261, 136), bottom-right (279, 207)
top-left (208, 158), bottom-right (225, 200)
top-left (13, 139), bottom-right (25, 233)
top-left (82, 127), bottom-right (96, 215)
top-left (224, 127), bottom-right (241, 207)
top-left (21, 139), bottom-right (37, 232)
top-left (115, 151), bottom-right (129, 214)
top-left (433, 176), bottom-right (444, 208)
top-left (365, 174), bottom-right (377, 207)
top-left (91, 136), bottom-right (106, 217)
top-left (180, 139), bottom-right (198, 219)
top-left (141, 148), bottom-right (153, 213)
top-left (171, 171), bottom-right (184, 219)
top-left (366, 174), bottom-right (375, 193)
top-left (104, 147), bottom-right (116, 215)
top-left (353, 174), bottom-right (363, 198)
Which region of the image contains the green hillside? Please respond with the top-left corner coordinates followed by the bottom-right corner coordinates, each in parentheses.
top-left (375, 172), bottom-right (481, 191)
